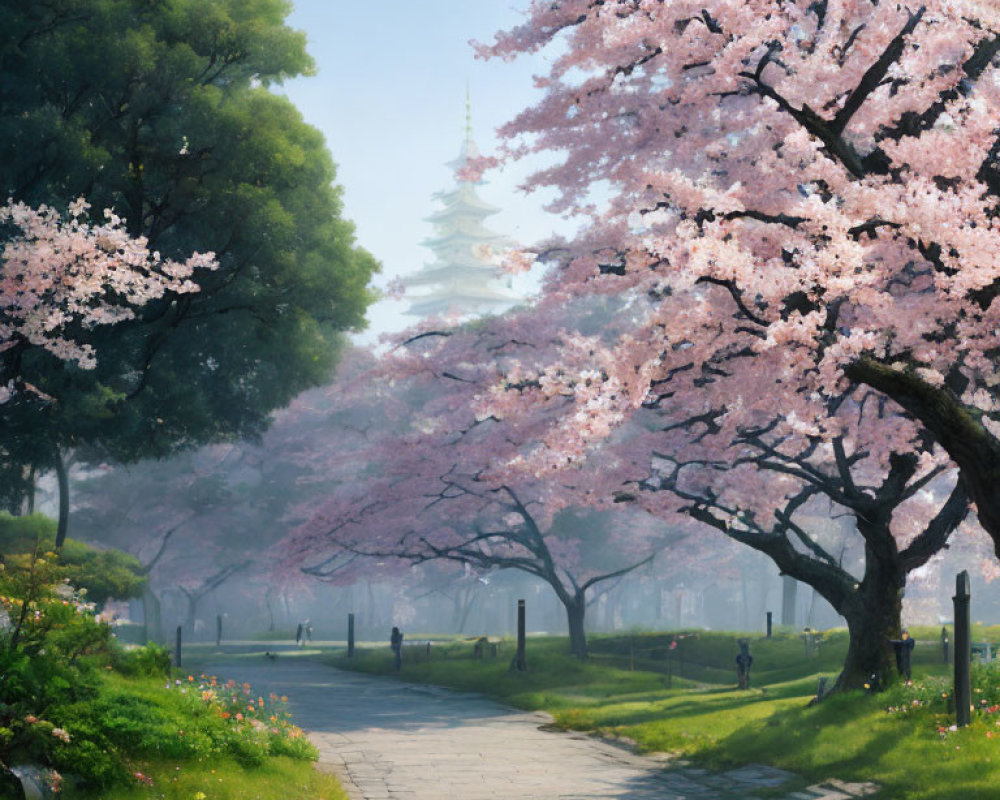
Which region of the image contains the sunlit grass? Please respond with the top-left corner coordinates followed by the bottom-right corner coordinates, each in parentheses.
top-left (63, 756), bottom-right (348, 800)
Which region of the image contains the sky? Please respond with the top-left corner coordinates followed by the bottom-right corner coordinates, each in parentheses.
top-left (279, 2), bottom-right (572, 343)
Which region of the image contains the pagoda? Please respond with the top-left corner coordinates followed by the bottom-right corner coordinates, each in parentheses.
top-left (404, 96), bottom-right (521, 318)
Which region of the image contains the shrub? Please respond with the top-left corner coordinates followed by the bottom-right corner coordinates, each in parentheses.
top-left (109, 643), bottom-right (171, 677)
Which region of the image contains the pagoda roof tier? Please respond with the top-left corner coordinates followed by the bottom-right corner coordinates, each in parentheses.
top-left (423, 217), bottom-right (507, 240)
top-left (406, 287), bottom-right (520, 317)
top-left (406, 264), bottom-right (502, 287)
top-left (422, 231), bottom-right (511, 250)
top-left (428, 185), bottom-right (501, 216)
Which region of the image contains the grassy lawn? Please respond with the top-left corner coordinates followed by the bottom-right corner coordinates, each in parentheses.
top-left (331, 626), bottom-right (1000, 799)
top-left (64, 755), bottom-right (347, 800)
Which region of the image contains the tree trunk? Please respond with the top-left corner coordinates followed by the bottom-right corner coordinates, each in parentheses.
top-left (831, 564), bottom-right (904, 692)
top-left (143, 585), bottom-right (162, 643)
top-left (184, 592), bottom-right (199, 637)
top-left (25, 464), bottom-right (35, 515)
top-left (564, 592), bottom-right (588, 659)
top-left (54, 450), bottom-right (69, 549)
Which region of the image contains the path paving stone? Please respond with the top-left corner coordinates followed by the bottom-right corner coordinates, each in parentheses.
top-left (195, 654), bottom-right (880, 800)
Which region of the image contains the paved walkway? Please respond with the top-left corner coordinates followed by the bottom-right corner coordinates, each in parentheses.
top-left (195, 654), bottom-right (879, 800)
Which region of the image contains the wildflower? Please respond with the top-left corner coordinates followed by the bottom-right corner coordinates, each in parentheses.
top-left (220, 712), bottom-right (231, 719)
top-left (50, 728), bottom-right (71, 743)
top-left (235, 713), bottom-right (244, 722)
top-left (24, 715), bottom-right (38, 724)
top-left (133, 771), bottom-right (153, 787)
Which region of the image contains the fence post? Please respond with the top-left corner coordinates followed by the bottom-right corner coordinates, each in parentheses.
top-left (216, 614), bottom-right (222, 646)
top-left (175, 625), bottom-right (182, 669)
top-left (515, 599), bottom-right (527, 672)
top-left (766, 611), bottom-right (772, 638)
top-left (954, 571), bottom-right (971, 728)
top-left (347, 613), bottom-right (355, 659)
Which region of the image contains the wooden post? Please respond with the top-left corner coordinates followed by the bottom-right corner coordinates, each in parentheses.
top-left (515, 599), bottom-right (527, 672)
top-left (954, 571), bottom-right (971, 728)
top-left (347, 613), bottom-right (355, 659)
top-left (766, 611), bottom-right (772, 638)
top-left (175, 625), bottom-right (182, 669)
top-left (216, 614), bottom-right (222, 646)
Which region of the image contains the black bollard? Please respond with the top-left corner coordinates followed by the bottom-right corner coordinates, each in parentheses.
top-left (347, 613), bottom-right (355, 659)
top-left (515, 599), bottom-right (527, 672)
top-left (216, 614), bottom-right (222, 647)
top-left (954, 571), bottom-right (971, 728)
top-left (175, 625), bottom-right (182, 668)
top-left (766, 611), bottom-right (772, 639)
top-left (941, 626), bottom-right (950, 665)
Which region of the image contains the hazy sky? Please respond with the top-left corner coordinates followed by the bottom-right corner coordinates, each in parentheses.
top-left (280, 2), bottom-right (570, 341)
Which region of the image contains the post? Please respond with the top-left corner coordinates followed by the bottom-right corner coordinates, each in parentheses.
top-left (954, 571), bottom-right (971, 728)
top-left (347, 613), bottom-right (355, 659)
top-left (175, 625), bottom-right (182, 669)
top-left (781, 575), bottom-right (797, 627)
top-left (515, 599), bottom-right (527, 672)
top-left (216, 614), bottom-right (222, 646)
top-left (941, 626), bottom-right (950, 664)
top-left (766, 611), bottom-right (772, 638)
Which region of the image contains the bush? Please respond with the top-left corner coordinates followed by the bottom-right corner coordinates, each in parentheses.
top-left (109, 643), bottom-right (171, 677)
top-left (0, 512), bottom-right (145, 605)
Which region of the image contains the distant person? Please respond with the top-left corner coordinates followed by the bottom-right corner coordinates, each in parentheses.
top-left (305, 620), bottom-right (313, 643)
top-left (735, 640), bottom-right (753, 689)
top-left (390, 626), bottom-right (403, 671)
top-left (890, 629), bottom-right (916, 680)
top-left (295, 622), bottom-right (303, 646)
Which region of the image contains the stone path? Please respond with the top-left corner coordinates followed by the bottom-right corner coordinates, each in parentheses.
top-left (195, 655), bottom-right (880, 800)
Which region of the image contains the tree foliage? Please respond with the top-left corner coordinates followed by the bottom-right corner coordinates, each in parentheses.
top-left (0, 0), bottom-right (378, 476)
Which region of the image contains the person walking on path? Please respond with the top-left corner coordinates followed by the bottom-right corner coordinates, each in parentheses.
top-left (390, 626), bottom-right (403, 671)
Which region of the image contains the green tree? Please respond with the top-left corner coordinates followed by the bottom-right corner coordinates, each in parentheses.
top-left (0, 0), bottom-right (378, 522)
top-left (0, 513), bottom-right (145, 606)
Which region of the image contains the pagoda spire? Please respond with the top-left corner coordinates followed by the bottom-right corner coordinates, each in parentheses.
top-left (465, 83), bottom-right (472, 144)
top-left (403, 93), bottom-right (522, 319)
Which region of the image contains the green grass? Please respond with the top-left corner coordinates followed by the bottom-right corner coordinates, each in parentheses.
top-left (332, 629), bottom-right (1000, 799)
top-left (63, 756), bottom-right (348, 800)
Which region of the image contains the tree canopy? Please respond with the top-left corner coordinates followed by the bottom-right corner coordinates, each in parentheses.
top-left (0, 0), bottom-right (378, 485)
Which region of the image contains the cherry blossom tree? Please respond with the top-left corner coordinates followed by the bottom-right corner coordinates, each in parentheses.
top-left (0, 198), bottom-right (215, 402)
top-left (475, 0), bottom-right (1000, 554)
top-left (617, 402), bottom-right (967, 690)
top-left (281, 322), bottom-right (683, 659)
